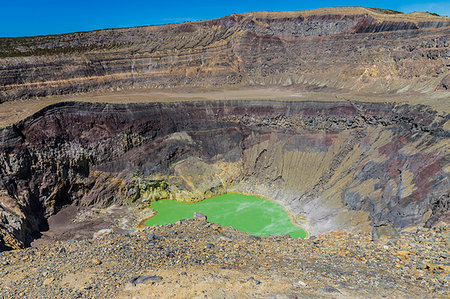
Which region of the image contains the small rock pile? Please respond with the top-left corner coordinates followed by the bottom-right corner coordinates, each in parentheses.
top-left (0, 219), bottom-right (448, 298)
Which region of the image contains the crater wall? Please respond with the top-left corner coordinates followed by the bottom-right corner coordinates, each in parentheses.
top-left (0, 100), bottom-right (448, 250)
top-left (0, 7), bottom-right (449, 103)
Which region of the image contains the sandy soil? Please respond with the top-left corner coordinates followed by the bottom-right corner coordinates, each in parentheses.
top-left (1, 219), bottom-right (448, 298)
top-left (31, 205), bottom-right (151, 248)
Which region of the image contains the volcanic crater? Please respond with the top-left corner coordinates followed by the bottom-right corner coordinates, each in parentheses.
top-left (0, 6), bottom-right (449, 298)
top-left (0, 98), bottom-right (448, 250)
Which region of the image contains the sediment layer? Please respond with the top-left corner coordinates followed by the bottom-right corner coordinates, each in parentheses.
top-left (1, 7), bottom-right (449, 103)
top-left (0, 100), bottom-right (448, 250)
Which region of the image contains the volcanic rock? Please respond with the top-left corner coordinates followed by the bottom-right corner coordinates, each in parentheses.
top-left (0, 7), bottom-right (449, 103)
top-left (0, 100), bottom-right (448, 249)
top-left (193, 212), bottom-right (207, 220)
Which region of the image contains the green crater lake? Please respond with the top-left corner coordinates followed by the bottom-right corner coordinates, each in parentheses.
top-left (145, 193), bottom-right (306, 238)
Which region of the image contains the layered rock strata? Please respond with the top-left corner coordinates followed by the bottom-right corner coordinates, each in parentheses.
top-left (0, 7), bottom-right (449, 103)
top-left (0, 100), bottom-right (448, 250)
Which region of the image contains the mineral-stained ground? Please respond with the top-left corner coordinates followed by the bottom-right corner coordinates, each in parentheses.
top-left (0, 6), bottom-right (449, 298)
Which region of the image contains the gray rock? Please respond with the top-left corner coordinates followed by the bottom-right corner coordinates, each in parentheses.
top-left (193, 212), bottom-right (207, 221)
top-left (146, 233), bottom-right (164, 241)
top-left (372, 223), bottom-right (399, 242)
top-left (322, 285), bottom-right (341, 293)
top-left (247, 276), bottom-right (261, 285)
top-left (93, 229), bottom-right (113, 239)
top-left (130, 275), bottom-right (163, 286)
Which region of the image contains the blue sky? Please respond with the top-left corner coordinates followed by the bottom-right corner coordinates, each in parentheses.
top-left (1, 0), bottom-right (449, 37)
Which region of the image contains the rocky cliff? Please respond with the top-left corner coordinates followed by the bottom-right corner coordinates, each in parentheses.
top-left (0, 100), bottom-right (448, 250)
top-left (0, 7), bottom-right (449, 103)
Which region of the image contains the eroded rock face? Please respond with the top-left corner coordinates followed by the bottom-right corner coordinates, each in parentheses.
top-left (0, 100), bottom-right (448, 249)
top-left (0, 7), bottom-right (449, 103)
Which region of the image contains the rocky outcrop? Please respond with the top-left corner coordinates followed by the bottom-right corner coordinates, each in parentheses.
top-left (436, 74), bottom-right (450, 90)
top-left (0, 100), bottom-right (448, 249)
top-left (0, 7), bottom-right (449, 103)
top-left (0, 7), bottom-right (449, 250)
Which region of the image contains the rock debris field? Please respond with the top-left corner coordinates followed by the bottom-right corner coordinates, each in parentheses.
top-left (0, 218), bottom-right (448, 298)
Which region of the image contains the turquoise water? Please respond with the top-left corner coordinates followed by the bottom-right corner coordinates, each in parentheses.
top-left (145, 193), bottom-right (306, 238)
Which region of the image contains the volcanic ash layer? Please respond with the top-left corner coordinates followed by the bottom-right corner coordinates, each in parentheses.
top-left (0, 100), bottom-right (448, 250)
top-left (1, 7), bottom-right (449, 103)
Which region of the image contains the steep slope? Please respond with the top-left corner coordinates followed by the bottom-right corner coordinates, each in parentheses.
top-left (0, 7), bottom-right (449, 103)
top-left (0, 101), bottom-right (448, 250)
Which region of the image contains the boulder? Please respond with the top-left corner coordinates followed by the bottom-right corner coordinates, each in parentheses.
top-left (193, 212), bottom-right (207, 221)
top-left (372, 223), bottom-right (398, 242)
